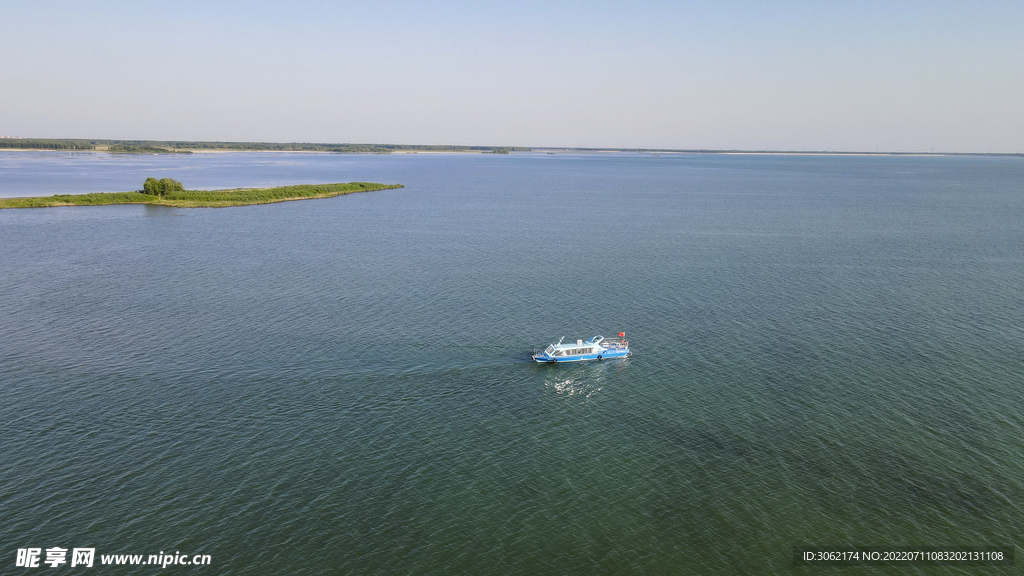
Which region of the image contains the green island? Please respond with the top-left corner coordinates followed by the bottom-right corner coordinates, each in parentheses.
top-left (0, 180), bottom-right (403, 209)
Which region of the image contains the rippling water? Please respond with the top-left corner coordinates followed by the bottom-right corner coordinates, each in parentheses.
top-left (1, 152), bottom-right (1022, 574)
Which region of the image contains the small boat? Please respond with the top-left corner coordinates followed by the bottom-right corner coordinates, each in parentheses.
top-left (532, 333), bottom-right (630, 363)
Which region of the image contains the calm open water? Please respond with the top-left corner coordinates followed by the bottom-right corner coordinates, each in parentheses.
top-left (1, 151), bottom-right (1022, 574)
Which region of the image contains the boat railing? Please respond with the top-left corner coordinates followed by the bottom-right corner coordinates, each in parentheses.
top-left (601, 338), bottom-right (628, 348)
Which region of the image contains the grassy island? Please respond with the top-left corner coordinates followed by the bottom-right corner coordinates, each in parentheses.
top-left (0, 182), bottom-right (403, 209)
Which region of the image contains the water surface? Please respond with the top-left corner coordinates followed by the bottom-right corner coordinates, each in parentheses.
top-left (2, 152), bottom-right (1022, 574)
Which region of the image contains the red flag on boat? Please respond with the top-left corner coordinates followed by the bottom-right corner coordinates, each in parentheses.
top-left (618, 332), bottom-right (625, 338)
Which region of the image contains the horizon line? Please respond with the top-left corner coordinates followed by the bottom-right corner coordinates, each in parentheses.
top-left (0, 137), bottom-right (1021, 157)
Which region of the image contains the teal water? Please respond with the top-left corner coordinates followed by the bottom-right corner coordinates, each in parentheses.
top-left (1, 152), bottom-right (1022, 574)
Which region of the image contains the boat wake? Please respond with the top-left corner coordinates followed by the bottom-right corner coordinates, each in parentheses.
top-left (545, 376), bottom-right (602, 399)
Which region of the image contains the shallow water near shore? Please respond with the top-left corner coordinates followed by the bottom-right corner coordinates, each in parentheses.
top-left (2, 151), bottom-right (1022, 574)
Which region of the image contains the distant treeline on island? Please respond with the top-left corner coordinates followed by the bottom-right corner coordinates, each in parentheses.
top-left (0, 139), bottom-right (531, 154)
top-left (108, 145), bottom-right (192, 154)
top-left (0, 139), bottom-right (96, 150)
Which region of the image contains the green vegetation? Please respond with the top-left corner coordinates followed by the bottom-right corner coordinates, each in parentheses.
top-left (0, 139), bottom-right (95, 150)
top-left (142, 177), bottom-right (184, 196)
top-left (108, 145), bottom-right (191, 154)
top-left (0, 192), bottom-right (157, 208)
top-left (0, 182), bottom-right (403, 209)
top-left (169, 142), bottom-right (394, 153)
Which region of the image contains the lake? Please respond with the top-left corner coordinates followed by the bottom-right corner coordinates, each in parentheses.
top-left (1, 151), bottom-right (1022, 574)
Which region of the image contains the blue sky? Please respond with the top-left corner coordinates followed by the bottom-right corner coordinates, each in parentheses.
top-left (1, 1), bottom-right (1021, 151)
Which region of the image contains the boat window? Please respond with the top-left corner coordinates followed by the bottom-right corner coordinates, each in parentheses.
top-left (545, 345), bottom-right (554, 355)
top-left (562, 347), bottom-right (595, 355)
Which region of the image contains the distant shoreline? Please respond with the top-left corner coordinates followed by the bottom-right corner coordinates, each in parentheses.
top-left (0, 139), bottom-right (1019, 158)
top-left (0, 139), bottom-right (525, 155)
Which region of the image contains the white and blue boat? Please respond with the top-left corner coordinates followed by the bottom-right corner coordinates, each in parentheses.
top-left (532, 333), bottom-right (630, 363)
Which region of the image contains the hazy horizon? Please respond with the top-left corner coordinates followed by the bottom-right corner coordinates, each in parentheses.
top-left (2, 1), bottom-right (1022, 153)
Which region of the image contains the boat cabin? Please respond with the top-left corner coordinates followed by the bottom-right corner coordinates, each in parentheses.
top-left (533, 334), bottom-right (629, 363)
